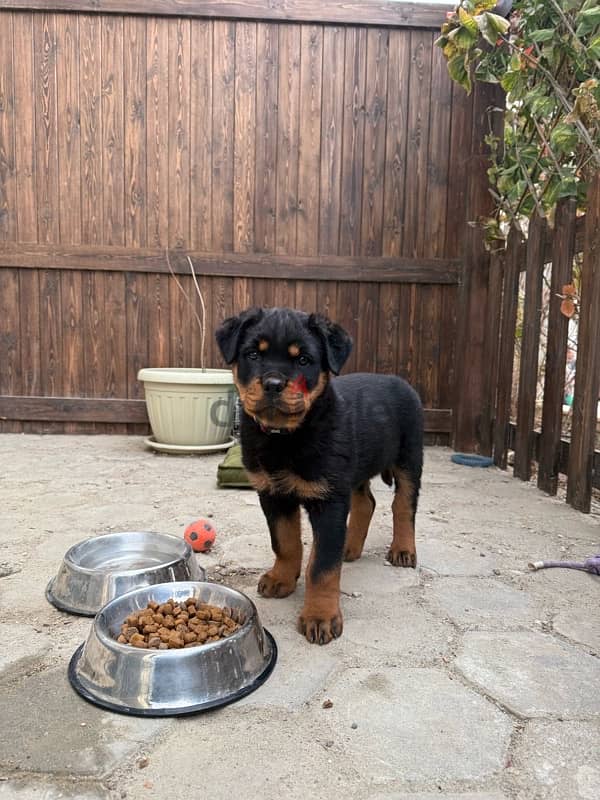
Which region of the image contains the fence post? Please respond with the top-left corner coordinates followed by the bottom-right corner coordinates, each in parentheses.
top-left (493, 228), bottom-right (522, 468)
top-left (538, 197), bottom-right (577, 495)
top-left (567, 174), bottom-right (600, 512)
top-left (514, 213), bottom-right (546, 481)
top-left (479, 249), bottom-right (504, 455)
top-left (453, 80), bottom-right (504, 452)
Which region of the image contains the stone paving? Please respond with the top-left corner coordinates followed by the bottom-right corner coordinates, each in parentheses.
top-left (0, 434), bottom-right (598, 800)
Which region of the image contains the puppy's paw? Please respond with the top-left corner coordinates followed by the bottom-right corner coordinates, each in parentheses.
top-left (298, 610), bottom-right (343, 645)
top-left (387, 547), bottom-right (417, 568)
top-left (343, 544), bottom-right (364, 562)
top-left (258, 570), bottom-right (297, 598)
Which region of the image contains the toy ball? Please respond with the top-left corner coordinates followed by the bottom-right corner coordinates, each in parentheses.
top-left (184, 519), bottom-right (216, 552)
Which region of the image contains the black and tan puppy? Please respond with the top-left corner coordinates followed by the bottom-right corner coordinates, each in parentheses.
top-left (216, 307), bottom-right (423, 645)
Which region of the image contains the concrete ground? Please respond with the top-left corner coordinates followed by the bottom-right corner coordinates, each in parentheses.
top-left (0, 434), bottom-right (598, 800)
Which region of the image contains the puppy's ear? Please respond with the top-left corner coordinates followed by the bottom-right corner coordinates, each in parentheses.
top-left (215, 307), bottom-right (263, 364)
top-left (308, 313), bottom-right (353, 375)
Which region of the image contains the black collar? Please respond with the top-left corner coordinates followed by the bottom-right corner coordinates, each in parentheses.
top-left (253, 416), bottom-right (295, 435)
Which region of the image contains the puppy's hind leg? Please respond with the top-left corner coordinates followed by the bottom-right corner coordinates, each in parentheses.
top-left (258, 493), bottom-right (302, 598)
top-left (344, 481), bottom-right (375, 562)
top-left (388, 464), bottom-right (421, 568)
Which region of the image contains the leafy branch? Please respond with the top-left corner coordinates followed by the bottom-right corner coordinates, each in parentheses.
top-left (436, 0), bottom-right (600, 241)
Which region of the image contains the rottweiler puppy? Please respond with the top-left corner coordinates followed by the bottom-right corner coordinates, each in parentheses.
top-left (216, 307), bottom-right (423, 645)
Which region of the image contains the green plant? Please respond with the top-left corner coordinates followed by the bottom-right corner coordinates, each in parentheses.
top-left (436, 0), bottom-right (600, 240)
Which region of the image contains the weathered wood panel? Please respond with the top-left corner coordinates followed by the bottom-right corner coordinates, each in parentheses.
top-left (538, 198), bottom-right (576, 495)
top-left (514, 214), bottom-right (546, 481)
top-left (1, 1), bottom-right (449, 29)
top-left (0, 6), bottom-right (472, 435)
top-left (566, 175), bottom-right (600, 512)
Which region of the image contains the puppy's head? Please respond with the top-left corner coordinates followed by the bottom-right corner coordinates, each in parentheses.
top-left (215, 307), bottom-right (352, 430)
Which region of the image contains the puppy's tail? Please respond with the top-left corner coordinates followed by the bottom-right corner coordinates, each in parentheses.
top-left (381, 468), bottom-right (394, 488)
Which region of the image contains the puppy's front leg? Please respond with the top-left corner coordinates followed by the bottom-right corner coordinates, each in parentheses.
top-left (299, 496), bottom-right (349, 645)
top-left (258, 493), bottom-right (302, 598)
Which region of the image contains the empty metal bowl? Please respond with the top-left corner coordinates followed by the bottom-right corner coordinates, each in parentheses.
top-left (47, 531), bottom-right (204, 616)
top-left (69, 581), bottom-right (277, 716)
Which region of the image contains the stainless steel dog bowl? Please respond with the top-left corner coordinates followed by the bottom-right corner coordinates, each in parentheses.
top-left (47, 531), bottom-right (204, 616)
top-left (68, 581), bottom-right (277, 716)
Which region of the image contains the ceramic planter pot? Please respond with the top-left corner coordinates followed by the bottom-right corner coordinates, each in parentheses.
top-left (137, 368), bottom-right (236, 450)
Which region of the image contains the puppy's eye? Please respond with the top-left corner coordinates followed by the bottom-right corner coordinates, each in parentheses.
top-left (298, 355), bottom-right (310, 366)
top-left (246, 350), bottom-right (259, 360)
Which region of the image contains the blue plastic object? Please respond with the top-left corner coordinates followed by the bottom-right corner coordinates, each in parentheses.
top-left (451, 453), bottom-right (494, 468)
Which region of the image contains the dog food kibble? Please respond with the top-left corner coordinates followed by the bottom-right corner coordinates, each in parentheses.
top-left (115, 597), bottom-right (243, 649)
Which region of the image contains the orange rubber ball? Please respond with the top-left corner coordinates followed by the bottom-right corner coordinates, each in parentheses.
top-left (184, 519), bottom-right (216, 552)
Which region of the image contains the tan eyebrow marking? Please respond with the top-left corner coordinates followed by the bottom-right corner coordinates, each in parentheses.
top-left (258, 339), bottom-right (270, 352)
top-left (288, 343), bottom-right (300, 357)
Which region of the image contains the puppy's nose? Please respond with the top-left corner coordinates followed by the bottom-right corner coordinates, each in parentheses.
top-left (263, 376), bottom-right (286, 395)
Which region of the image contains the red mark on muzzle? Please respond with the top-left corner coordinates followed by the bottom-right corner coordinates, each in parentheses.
top-left (289, 374), bottom-right (309, 395)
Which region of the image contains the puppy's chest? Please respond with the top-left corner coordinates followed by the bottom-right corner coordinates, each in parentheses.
top-left (244, 444), bottom-right (329, 500)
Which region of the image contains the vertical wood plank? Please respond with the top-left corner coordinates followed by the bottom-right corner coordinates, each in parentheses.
top-left (147, 273), bottom-right (170, 367)
top-left (12, 12), bottom-right (37, 242)
top-left (254, 22), bottom-right (278, 253)
top-left (0, 269), bottom-right (22, 431)
top-left (126, 272), bottom-right (148, 394)
top-left (56, 12), bottom-right (81, 245)
top-left (273, 279), bottom-right (296, 308)
top-left (336, 282), bottom-right (359, 373)
top-left (234, 21), bottom-right (257, 252)
top-left (382, 29), bottom-right (410, 257)
top-left (170, 273), bottom-right (193, 367)
top-left (493, 229), bottom-right (522, 468)
top-left (424, 42), bottom-right (451, 257)
top-left (514, 214), bottom-right (546, 481)
top-left (124, 15), bottom-right (146, 248)
top-left (83, 272), bottom-right (103, 427)
top-left (316, 281), bottom-right (337, 324)
top-left (402, 30), bottom-right (432, 258)
top-left (168, 17), bottom-right (190, 249)
top-left (414, 284), bottom-right (441, 407)
top-left (297, 23), bottom-right (322, 257)
top-left (376, 282), bottom-right (400, 373)
top-left (276, 23), bottom-right (301, 255)
top-left (39, 269), bottom-right (62, 436)
top-left (190, 18), bottom-right (212, 251)
top-left (397, 284), bottom-right (415, 383)
top-left (479, 250), bottom-right (504, 455)
top-left (339, 26), bottom-right (366, 256)
top-left (233, 276), bottom-right (252, 315)
top-left (538, 197), bottom-right (576, 494)
top-left (34, 13), bottom-right (59, 244)
top-left (212, 20), bottom-right (235, 251)
top-left (101, 15), bottom-right (125, 246)
top-left (444, 81), bottom-right (473, 259)
top-left (295, 280), bottom-right (317, 312)
top-left (361, 28), bottom-right (388, 257)
top-left (104, 271), bottom-right (127, 432)
top-left (567, 176), bottom-right (600, 512)
top-left (211, 276), bottom-right (234, 367)
top-left (356, 282), bottom-right (378, 371)
top-left (61, 269), bottom-right (85, 432)
top-left (146, 17), bottom-right (169, 248)
top-left (453, 79), bottom-right (503, 452)
top-left (439, 284), bottom-right (457, 412)
top-left (252, 277), bottom-right (272, 309)
top-left (19, 269), bottom-right (40, 433)
top-left (318, 26), bottom-right (344, 255)
top-left (80, 14), bottom-right (102, 245)
top-left (0, 12), bottom-right (17, 241)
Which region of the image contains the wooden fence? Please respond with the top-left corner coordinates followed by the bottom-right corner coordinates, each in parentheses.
top-left (0, 1), bottom-right (487, 438)
top-left (483, 174), bottom-right (600, 513)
